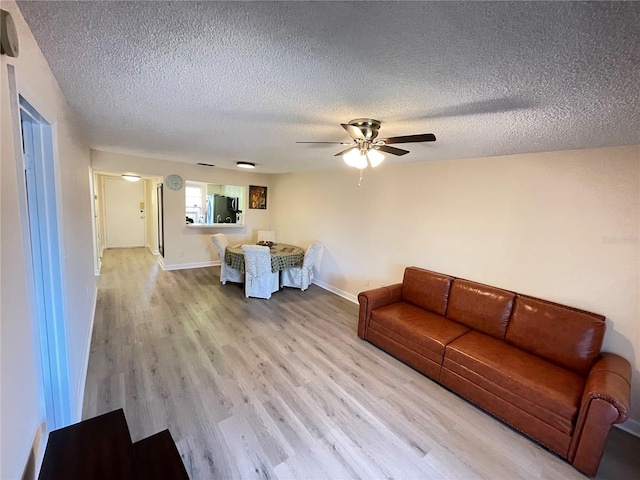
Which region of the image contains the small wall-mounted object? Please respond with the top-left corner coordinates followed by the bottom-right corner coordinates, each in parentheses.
top-left (166, 174), bottom-right (184, 191)
top-left (249, 185), bottom-right (267, 209)
top-left (1, 10), bottom-right (19, 58)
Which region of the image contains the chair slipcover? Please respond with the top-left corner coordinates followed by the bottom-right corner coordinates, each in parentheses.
top-left (281, 242), bottom-right (322, 291)
top-left (242, 245), bottom-right (279, 299)
top-left (210, 234), bottom-right (243, 284)
top-left (257, 230), bottom-right (276, 243)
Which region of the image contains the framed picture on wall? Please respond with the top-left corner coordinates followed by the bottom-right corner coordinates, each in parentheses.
top-left (249, 185), bottom-right (267, 209)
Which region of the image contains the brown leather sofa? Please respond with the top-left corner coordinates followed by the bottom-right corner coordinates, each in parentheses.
top-left (357, 266), bottom-right (631, 477)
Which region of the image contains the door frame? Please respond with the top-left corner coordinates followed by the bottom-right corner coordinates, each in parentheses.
top-left (18, 94), bottom-right (73, 430)
top-left (88, 169), bottom-right (101, 275)
top-left (157, 182), bottom-right (164, 257)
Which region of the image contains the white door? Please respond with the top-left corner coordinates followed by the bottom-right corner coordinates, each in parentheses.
top-left (104, 177), bottom-right (145, 247)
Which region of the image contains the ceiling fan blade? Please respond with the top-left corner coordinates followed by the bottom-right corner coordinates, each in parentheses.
top-left (341, 123), bottom-right (366, 140)
top-left (334, 146), bottom-right (357, 157)
top-left (375, 145), bottom-right (410, 156)
top-left (296, 141), bottom-right (352, 145)
top-left (381, 133), bottom-right (436, 144)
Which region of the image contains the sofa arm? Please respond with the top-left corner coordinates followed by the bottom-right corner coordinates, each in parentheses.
top-left (583, 353), bottom-right (631, 422)
top-left (357, 284), bottom-right (402, 339)
top-left (568, 352), bottom-right (631, 476)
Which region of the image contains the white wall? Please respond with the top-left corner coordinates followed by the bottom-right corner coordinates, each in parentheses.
top-left (272, 145), bottom-right (640, 428)
top-left (1, 1), bottom-right (96, 478)
top-left (90, 150), bottom-right (275, 269)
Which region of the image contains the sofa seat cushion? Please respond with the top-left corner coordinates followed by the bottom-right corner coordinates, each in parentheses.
top-left (444, 331), bottom-right (585, 434)
top-left (370, 302), bottom-right (470, 363)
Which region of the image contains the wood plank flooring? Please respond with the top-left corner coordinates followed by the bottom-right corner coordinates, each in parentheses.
top-left (83, 248), bottom-right (638, 479)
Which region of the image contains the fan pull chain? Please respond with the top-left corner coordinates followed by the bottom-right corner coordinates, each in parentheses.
top-left (358, 169), bottom-right (364, 187)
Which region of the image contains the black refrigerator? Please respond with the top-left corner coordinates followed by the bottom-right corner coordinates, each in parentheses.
top-left (212, 194), bottom-right (239, 223)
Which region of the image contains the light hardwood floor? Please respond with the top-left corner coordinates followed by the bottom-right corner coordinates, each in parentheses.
top-left (83, 248), bottom-right (638, 479)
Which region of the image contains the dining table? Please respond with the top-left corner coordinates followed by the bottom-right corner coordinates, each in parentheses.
top-left (225, 243), bottom-right (304, 273)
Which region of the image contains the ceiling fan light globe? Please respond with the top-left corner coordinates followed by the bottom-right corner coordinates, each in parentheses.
top-left (367, 149), bottom-right (385, 167)
top-left (354, 155), bottom-right (368, 169)
top-left (343, 149), bottom-right (367, 169)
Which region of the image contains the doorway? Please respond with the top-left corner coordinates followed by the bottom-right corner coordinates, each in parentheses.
top-left (20, 96), bottom-right (72, 429)
top-left (157, 183), bottom-right (164, 257)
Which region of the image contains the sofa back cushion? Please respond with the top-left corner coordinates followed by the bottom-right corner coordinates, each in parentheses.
top-left (446, 280), bottom-right (515, 339)
top-left (505, 296), bottom-right (605, 376)
top-left (401, 267), bottom-right (453, 316)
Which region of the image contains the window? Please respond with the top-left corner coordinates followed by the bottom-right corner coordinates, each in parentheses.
top-left (185, 183), bottom-right (205, 223)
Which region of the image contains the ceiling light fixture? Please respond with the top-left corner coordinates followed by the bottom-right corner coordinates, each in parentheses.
top-left (122, 174), bottom-right (141, 182)
top-left (343, 148), bottom-right (368, 169)
top-left (237, 161), bottom-right (255, 169)
top-left (366, 148), bottom-right (385, 168)
top-left (342, 147), bottom-right (385, 169)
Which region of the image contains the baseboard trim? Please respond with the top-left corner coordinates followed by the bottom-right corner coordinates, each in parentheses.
top-left (34, 421), bottom-right (48, 480)
top-left (615, 418), bottom-right (640, 438)
top-left (75, 283), bottom-right (98, 421)
top-left (312, 279), bottom-right (358, 304)
top-left (161, 260), bottom-right (217, 271)
top-left (21, 421), bottom-right (48, 480)
top-left (147, 244), bottom-right (159, 256)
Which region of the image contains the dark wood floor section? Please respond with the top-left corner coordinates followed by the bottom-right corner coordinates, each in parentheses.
top-left (84, 248), bottom-right (639, 479)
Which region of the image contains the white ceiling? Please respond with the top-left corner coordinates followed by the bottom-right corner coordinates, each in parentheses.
top-left (17, 1), bottom-right (640, 173)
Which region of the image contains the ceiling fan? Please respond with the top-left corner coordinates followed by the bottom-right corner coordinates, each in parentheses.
top-left (297, 118), bottom-right (436, 169)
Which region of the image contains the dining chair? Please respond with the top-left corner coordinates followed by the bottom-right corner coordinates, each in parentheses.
top-left (257, 230), bottom-right (276, 243)
top-left (281, 242), bottom-right (322, 291)
top-left (210, 234), bottom-right (243, 285)
top-left (241, 245), bottom-right (279, 299)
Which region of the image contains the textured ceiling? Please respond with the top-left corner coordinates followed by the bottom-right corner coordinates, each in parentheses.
top-left (17, 1), bottom-right (640, 173)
